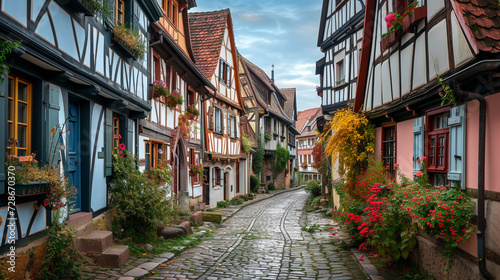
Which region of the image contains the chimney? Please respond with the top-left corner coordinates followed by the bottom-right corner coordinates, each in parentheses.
top-left (271, 65), bottom-right (275, 83)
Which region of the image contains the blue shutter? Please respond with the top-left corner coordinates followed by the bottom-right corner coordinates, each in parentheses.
top-left (447, 105), bottom-right (466, 189)
top-left (47, 85), bottom-right (61, 166)
top-left (212, 167), bottom-right (216, 186)
top-left (413, 117), bottom-right (424, 175)
top-left (104, 108), bottom-right (113, 176)
top-left (220, 169), bottom-right (224, 186)
top-left (126, 118), bottom-right (134, 154)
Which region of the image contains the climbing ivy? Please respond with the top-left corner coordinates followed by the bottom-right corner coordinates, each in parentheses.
top-left (0, 40), bottom-right (21, 84)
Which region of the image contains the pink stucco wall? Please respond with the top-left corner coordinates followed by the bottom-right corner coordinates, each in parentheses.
top-left (374, 127), bottom-right (382, 161)
top-left (396, 119), bottom-right (414, 180)
top-left (466, 94), bottom-right (500, 192)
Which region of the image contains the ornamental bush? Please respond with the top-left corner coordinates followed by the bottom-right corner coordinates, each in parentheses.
top-left (250, 174), bottom-right (260, 193)
top-left (267, 183), bottom-right (275, 191)
top-left (305, 180), bottom-right (321, 197)
top-left (110, 149), bottom-right (173, 243)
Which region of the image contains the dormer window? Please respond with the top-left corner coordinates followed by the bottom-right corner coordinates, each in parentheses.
top-left (219, 59), bottom-right (231, 87)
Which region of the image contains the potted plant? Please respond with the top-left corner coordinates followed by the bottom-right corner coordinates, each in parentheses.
top-left (112, 24), bottom-right (146, 60)
top-left (301, 162), bottom-right (308, 169)
top-left (152, 80), bottom-right (169, 99)
top-left (165, 90), bottom-right (184, 108)
top-left (185, 105), bottom-right (199, 120)
top-left (189, 163), bottom-right (203, 177)
top-left (148, 164), bottom-right (172, 185)
top-left (5, 154), bottom-right (51, 196)
top-left (264, 133), bottom-right (272, 141)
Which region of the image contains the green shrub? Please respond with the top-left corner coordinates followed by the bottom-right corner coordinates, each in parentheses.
top-left (250, 174), bottom-right (260, 193)
top-left (305, 180), bottom-right (321, 197)
top-left (202, 212), bottom-right (222, 224)
top-left (267, 183), bottom-right (275, 190)
top-left (231, 196), bottom-right (244, 204)
top-left (217, 200), bottom-right (229, 208)
top-left (39, 213), bottom-right (80, 280)
top-left (110, 149), bottom-right (173, 243)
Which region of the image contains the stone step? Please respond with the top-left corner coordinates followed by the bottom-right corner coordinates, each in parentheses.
top-left (96, 245), bottom-right (130, 268)
top-left (65, 212), bottom-right (92, 228)
top-left (75, 221), bottom-right (93, 238)
top-left (78, 231), bottom-right (113, 253)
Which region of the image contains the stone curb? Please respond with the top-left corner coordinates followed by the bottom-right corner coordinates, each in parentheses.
top-left (351, 249), bottom-right (385, 280)
top-left (220, 185), bottom-right (306, 222)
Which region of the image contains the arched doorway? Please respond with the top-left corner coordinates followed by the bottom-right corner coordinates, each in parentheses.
top-left (170, 127), bottom-right (188, 196)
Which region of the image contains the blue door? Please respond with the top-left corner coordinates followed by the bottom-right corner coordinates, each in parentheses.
top-left (68, 102), bottom-right (81, 212)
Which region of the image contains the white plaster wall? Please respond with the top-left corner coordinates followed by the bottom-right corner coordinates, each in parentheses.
top-left (91, 104), bottom-right (106, 212)
top-left (428, 20), bottom-right (450, 81)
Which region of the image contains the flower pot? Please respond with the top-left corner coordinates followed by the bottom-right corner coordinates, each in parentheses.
top-left (165, 97), bottom-right (178, 108)
top-left (189, 171), bottom-right (198, 177)
top-left (153, 88), bottom-right (163, 99)
top-left (14, 181), bottom-right (51, 196)
top-left (186, 112), bottom-right (197, 120)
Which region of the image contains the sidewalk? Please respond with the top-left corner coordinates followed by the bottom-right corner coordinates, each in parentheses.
top-left (79, 186), bottom-right (304, 280)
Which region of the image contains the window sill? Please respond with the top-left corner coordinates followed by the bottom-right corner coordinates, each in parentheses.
top-left (380, 6), bottom-right (427, 51)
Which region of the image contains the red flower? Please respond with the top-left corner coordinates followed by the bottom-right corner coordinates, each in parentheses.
top-left (119, 152), bottom-right (123, 158)
top-left (415, 171), bottom-right (423, 177)
top-left (119, 143), bottom-right (126, 150)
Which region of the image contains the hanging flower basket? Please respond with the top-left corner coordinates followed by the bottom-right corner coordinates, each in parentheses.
top-left (189, 163), bottom-right (203, 177)
top-left (152, 80), bottom-right (169, 99)
top-left (165, 90), bottom-right (183, 109)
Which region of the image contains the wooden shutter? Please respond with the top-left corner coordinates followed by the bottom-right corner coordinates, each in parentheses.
top-left (208, 105), bottom-right (214, 130)
top-left (127, 118), bottom-right (134, 154)
top-left (447, 105), bottom-right (466, 188)
top-left (413, 117), bottom-right (424, 175)
top-left (47, 84), bottom-right (61, 165)
top-left (104, 108), bottom-right (113, 176)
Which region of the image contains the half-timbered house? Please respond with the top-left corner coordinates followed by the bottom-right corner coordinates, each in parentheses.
top-left (138, 0), bottom-right (215, 207)
top-left (238, 56), bottom-right (294, 189)
top-left (281, 88), bottom-right (299, 186)
top-left (355, 0), bottom-right (500, 278)
top-left (296, 108), bottom-right (323, 182)
top-left (188, 9), bottom-right (247, 207)
top-left (0, 0), bottom-right (161, 255)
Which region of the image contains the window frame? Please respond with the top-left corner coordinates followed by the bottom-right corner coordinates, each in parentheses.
top-left (7, 76), bottom-right (32, 156)
top-left (146, 140), bottom-right (168, 169)
top-left (381, 123), bottom-right (397, 178)
top-left (228, 114), bottom-right (237, 139)
top-left (115, 0), bottom-right (125, 25)
top-left (214, 107), bottom-right (222, 134)
top-left (113, 116), bottom-right (120, 150)
top-left (218, 59), bottom-right (231, 87)
top-left (425, 107), bottom-right (450, 173)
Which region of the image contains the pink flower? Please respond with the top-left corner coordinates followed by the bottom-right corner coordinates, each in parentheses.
top-left (119, 152), bottom-right (123, 158)
top-left (385, 13), bottom-right (397, 24)
top-left (158, 149), bottom-right (164, 154)
top-left (394, 163), bottom-right (399, 168)
top-left (119, 143), bottom-right (126, 150)
top-left (114, 135), bottom-right (118, 138)
top-left (387, 21), bottom-right (392, 29)
top-left (119, 135), bottom-right (122, 139)
top-left (415, 171), bottom-right (423, 177)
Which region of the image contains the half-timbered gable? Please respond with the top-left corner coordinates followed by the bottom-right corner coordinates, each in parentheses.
top-left (296, 108), bottom-right (323, 182)
top-left (0, 0), bottom-right (162, 252)
top-left (355, 0), bottom-right (500, 277)
top-left (316, 0), bottom-right (365, 113)
top-left (189, 9), bottom-right (247, 207)
top-left (138, 0), bottom-right (215, 202)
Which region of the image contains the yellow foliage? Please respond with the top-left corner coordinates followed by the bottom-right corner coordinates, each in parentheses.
top-left (319, 106), bottom-right (375, 177)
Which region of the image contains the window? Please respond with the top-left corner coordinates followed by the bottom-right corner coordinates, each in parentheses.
top-left (425, 107), bottom-right (450, 186)
top-left (190, 149), bottom-right (200, 185)
top-left (115, 0), bottom-right (125, 25)
top-left (382, 124), bottom-right (396, 177)
top-left (218, 59), bottom-right (231, 86)
top-left (228, 114), bottom-right (237, 139)
top-left (172, 2), bottom-right (178, 27)
top-left (214, 107), bottom-right (222, 134)
top-left (7, 76), bottom-right (31, 156)
top-left (395, 0), bottom-right (420, 14)
top-left (113, 116), bottom-right (120, 150)
top-left (212, 167), bottom-right (223, 186)
top-left (336, 60), bottom-right (345, 85)
top-left (145, 140), bottom-right (167, 169)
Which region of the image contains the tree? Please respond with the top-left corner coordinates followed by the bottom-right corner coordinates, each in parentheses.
top-left (271, 143), bottom-right (289, 185)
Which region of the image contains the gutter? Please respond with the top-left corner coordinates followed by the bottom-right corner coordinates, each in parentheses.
top-left (451, 59), bottom-right (500, 280)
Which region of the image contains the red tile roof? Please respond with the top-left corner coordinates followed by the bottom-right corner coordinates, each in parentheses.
top-left (188, 9), bottom-right (229, 79)
top-left (455, 0), bottom-right (500, 53)
top-left (296, 108), bottom-right (322, 136)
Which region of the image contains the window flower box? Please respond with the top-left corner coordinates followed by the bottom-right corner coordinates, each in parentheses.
top-left (186, 105), bottom-right (199, 120)
top-left (112, 25), bottom-right (146, 60)
top-left (14, 181), bottom-right (51, 196)
top-left (165, 90), bottom-right (183, 109)
top-left (402, 6), bottom-right (427, 33)
top-left (151, 80), bottom-right (169, 99)
top-left (381, 31), bottom-right (400, 51)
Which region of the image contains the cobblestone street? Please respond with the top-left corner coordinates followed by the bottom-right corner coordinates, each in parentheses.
top-left (145, 188), bottom-right (367, 280)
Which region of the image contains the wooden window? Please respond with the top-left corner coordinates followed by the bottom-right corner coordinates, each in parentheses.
top-left (186, 89), bottom-right (195, 107)
top-left (426, 107), bottom-right (450, 186)
top-left (336, 60), bottom-right (345, 85)
top-left (382, 124), bottom-right (396, 178)
top-left (394, 0), bottom-right (419, 13)
top-left (219, 59), bottom-right (231, 86)
top-left (147, 140), bottom-right (167, 169)
top-left (7, 76), bottom-right (31, 156)
top-left (113, 116), bottom-right (120, 150)
top-left (190, 149), bottom-right (200, 185)
top-left (172, 2), bottom-right (178, 27)
top-left (228, 114), bottom-right (237, 139)
top-left (115, 0), bottom-right (125, 25)
top-left (214, 107), bottom-right (222, 134)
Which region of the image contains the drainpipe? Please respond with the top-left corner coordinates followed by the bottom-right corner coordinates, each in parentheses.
top-left (455, 86), bottom-right (493, 280)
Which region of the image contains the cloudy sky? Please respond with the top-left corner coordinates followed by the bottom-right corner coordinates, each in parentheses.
top-left (191, 0), bottom-right (323, 112)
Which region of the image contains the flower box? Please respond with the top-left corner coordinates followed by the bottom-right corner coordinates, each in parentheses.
top-left (189, 171), bottom-right (197, 177)
top-left (380, 32), bottom-right (399, 51)
top-left (111, 38), bottom-right (139, 60)
top-left (402, 6), bottom-right (427, 33)
top-left (14, 181), bottom-right (51, 196)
